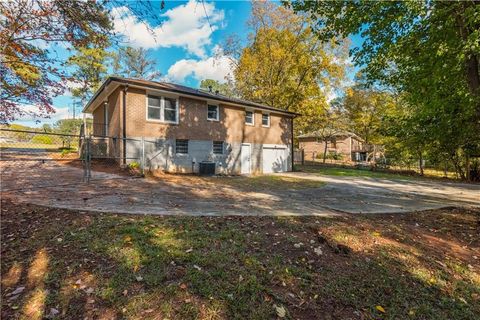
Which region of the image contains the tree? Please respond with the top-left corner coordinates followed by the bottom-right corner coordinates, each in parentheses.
top-left (340, 86), bottom-right (392, 146)
top-left (67, 45), bottom-right (111, 102)
top-left (288, 1), bottom-right (480, 180)
top-left (199, 79), bottom-right (234, 97)
top-left (112, 47), bottom-right (161, 80)
top-left (308, 106), bottom-right (348, 163)
top-left (0, 0), bottom-right (112, 123)
top-left (226, 1), bottom-right (347, 125)
top-left (54, 118), bottom-right (83, 148)
top-left (0, 0), bottom-right (165, 123)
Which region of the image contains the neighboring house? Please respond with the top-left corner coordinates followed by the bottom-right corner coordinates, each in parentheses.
top-left (82, 77), bottom-right (298, 174)
top-left (298, 130), bottom-right (368, 162)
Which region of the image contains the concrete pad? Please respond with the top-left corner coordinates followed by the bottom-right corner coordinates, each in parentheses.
top-left (1, 156), bottom-right (479, 216)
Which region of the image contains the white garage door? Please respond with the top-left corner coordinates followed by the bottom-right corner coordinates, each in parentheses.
top-left (262, 147), bottom-right (287, 173)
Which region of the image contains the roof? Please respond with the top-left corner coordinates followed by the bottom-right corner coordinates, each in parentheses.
top-left (298, 129), bottom-right (364, 141)
top-left (83, 77), bottom-right (299, 117)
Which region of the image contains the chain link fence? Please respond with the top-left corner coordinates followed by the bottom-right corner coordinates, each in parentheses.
top-left (0, 128), bottom-right (150, 191)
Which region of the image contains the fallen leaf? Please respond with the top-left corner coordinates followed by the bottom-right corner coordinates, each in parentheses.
top-left (7, 287), bottom-right (25, 296)
top-left (274, 304), bottom-right (286, 318)
top-left (135, 276), bottom-right (143, 282)
top-left (376, 305), bottom-right (385, 313)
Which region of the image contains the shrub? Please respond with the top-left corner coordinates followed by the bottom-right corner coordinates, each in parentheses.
top-left (31, 135), bottom-right (54, 145)
top-left (128, 161), bottom-right (140, 170)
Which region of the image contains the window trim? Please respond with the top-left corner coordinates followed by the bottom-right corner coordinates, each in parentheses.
top-left (213, 140), bottom-right (224, 155)
top-left (146, 94), bottom-right (179, 124)
top-left (207, 104), bottom-right (219, 121)
top-left (175, 139), bottom-right (189, 155)
top-left (245, 110), bottom-right (255, 126)
top-left (261, 112), bottom-right (270, 128)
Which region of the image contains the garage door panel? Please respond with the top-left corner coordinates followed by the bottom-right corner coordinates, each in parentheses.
top-left (263, 147), bottom-right (287, 173)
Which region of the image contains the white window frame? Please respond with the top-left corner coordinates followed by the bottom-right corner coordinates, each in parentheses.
top-left (261, 112), bottom-right (270, 127)
top-left (207, 104), bottom-right (219, 121)
top-left (146, 94), bottom-right (179, 124)
top-left (245, 110), bottom-right (254, 126)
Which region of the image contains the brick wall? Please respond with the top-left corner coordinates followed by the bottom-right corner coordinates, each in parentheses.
top-left (299, 136), bottom-right (365, 160)
top-left (114, 87), bottom-right (292, 145)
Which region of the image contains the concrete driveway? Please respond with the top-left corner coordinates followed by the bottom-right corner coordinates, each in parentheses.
top-left (1, 158), bottom-right (479, 216)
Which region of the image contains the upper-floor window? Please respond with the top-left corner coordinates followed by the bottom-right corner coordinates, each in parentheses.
top-left (147, 95), bottom-right (178, 123)
top-left (175, 139), bottom-right (188, 154)
top-left (262, 113), bottom-right (270, 127)
top-left (245, 110), bottom-right (254, 125)
top-left (213, 141), bottom-right (223, 154)
top-left (207, 105), bottom-right (219, 121)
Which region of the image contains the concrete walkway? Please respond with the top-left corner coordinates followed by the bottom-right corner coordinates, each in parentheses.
top-left (1, 159), bottom-right (479, 216)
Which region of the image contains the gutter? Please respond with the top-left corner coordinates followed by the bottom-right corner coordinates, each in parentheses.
top-left (291, 118), bottom-right (295, 171)
top-left (122, 85), bottom-right (128, 165)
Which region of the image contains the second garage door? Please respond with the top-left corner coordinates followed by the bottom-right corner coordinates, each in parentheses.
top-left (262, 146), bottom-right (288, 173)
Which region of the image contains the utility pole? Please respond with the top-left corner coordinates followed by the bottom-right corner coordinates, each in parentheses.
top-left (72, 100), bottom-right (82, 119)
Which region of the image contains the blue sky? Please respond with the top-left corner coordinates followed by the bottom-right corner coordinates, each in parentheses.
top-left (19, 1), bottom-right (360, 127)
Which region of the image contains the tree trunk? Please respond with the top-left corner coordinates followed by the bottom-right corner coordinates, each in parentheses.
top-left (323, 141), bottom-right (328, 163)
top-left (418, 151), bottom-right (424, 176)
top-left (455, 2), bottom-right (480, 121)
top-left (466, 153), bottom-right (471, 181)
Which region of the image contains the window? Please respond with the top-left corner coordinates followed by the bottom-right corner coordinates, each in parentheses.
top-left (164, 97), bottom-right (177, 122)
top-left (207, 105), bottom-right (219, 121)
top-left (262, 113), bottom-right (270, 127)
top-left (147, 96), bottom-right (161, 120)
top-left (245, 110), bottom-right (254, 125)
top-left (175, 139), bottom-right (188, 154)
top-left (147, 95), bottom-right (178, 123)
top-left (213, 141), bottom-right (223, 154)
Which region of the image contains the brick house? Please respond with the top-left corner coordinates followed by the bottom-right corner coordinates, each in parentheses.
top-left (298, 130), bottom-right (368, 162)
top-left (82, 77), bottom-right (298, 174)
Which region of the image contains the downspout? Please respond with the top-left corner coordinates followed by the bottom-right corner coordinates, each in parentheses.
top-left (290, 117), bottom-right (294, 171)
top-left (122, 85), bottom-right (128, 165)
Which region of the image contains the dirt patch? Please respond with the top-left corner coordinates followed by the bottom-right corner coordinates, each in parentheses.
top-left (2, 199), bottom-right (479, 319)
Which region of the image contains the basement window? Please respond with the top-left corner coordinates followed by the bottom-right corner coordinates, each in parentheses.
top-left (213, 141), bottom-right (224, 154)
top-left (175, 139), bottom-right (188, 154)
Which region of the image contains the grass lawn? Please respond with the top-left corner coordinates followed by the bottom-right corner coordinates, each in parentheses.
top-left (210, 175), bottom-right (326, 191)
top-left (298, 165), bottom-right (415, 180)
top-left (1, 200), bottom-right (479, 320)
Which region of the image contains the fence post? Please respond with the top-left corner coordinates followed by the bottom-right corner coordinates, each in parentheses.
top-left (141, 136), bottom-right (145, 176)
top-left (86, 137), bottom-right (91, 183)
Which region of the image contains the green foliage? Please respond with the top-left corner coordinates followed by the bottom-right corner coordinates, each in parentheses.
top-left (60, 148), bottom-right (74, 157)
top-left (288, 1), bottom-right (480, 180)
top-left (112, 47), bottom-right (161, 80)
top-left (0, 0), bottom-right (112, 122)
top-left (228, 1), bottom-right (348, 136)
top-left (319, 152), bottom-right (343, 161)
top-left (31, 134), bottom-right (53, 145)
top-left (199, 79), bottom-right (234, 97)
top-left (128, 161), bottom-right (140, 170)
top-left (67, 44), bottom-right (111, 101)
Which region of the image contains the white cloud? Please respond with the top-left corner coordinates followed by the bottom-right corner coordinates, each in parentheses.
top-left (166, 55), bottom-right (234, 83)
top-left (112, 0), bottom-right (224, 57)
top-left (14, 104), bottom-right (74, 127)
